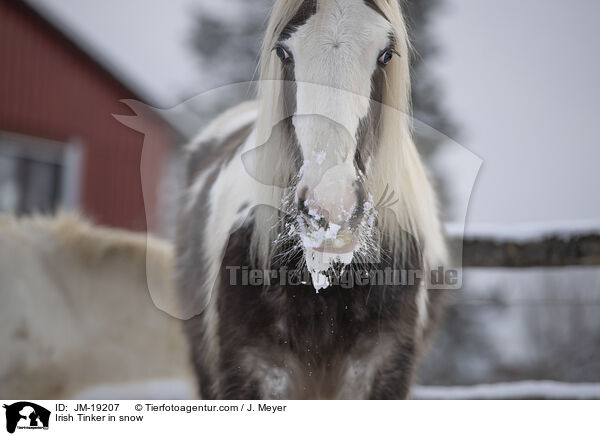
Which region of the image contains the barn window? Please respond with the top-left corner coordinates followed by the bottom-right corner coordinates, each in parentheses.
top-left (0, 132), bottom-right (83, 215)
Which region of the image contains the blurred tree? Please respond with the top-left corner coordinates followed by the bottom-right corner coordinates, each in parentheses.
top-left (403, 0), bottom-right (456, 154)
top-left (187, 0), bottom-right (270, 120)
top-left (190, 0), bottom-right (270, 86)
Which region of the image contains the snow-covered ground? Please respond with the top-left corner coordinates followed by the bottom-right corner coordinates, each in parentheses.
top-left (72, 379), bottom-right (600, 400)
top-left (413, 381), bottom-right (600, 400)
top-left (73, 379), bottom-right (196, 401)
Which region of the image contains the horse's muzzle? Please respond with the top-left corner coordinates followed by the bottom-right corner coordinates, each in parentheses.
top-left (298, 181), bottom-right (367, 232)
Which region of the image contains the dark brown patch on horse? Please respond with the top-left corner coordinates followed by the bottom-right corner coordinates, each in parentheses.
top-left (186, 122), bottom-right (254, 186)
top-left (177, 121), bottom-right (254, 399)
top-left (279, 0), bottom-right (318, 41)
top-left (364, 0), bottom-right (386, 18)
top-left (355, 67), bottom-right (385, 175)
top-left (274, 1), bottom-right (319, 168)
top-left (279, 51), bottom-right (304, 172)
top-left (177, 166), bottom-right (221, 399)
top-left (355, 30), bottom-right (397, 174)
top-left (212, 218), bottom-right (424, 399)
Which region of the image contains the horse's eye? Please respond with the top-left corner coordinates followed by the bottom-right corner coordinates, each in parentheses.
top-left (275, 46), bottom-right (291, 62)
top-left (377, 49), bottom-right (394, 67)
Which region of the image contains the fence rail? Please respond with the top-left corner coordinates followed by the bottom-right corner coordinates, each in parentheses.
top-left (447, 223), bottom-right (600, 267)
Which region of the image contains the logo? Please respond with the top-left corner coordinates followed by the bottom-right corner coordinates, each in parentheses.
top-left (3, 403), bottom-right (50, 434)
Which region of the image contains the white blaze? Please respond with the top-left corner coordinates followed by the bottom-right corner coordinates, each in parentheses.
top-left (283, 0), bottom-right (392, 290)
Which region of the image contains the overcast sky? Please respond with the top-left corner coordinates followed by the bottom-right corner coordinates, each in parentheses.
top-left (432, 0), bottom-right (600, 225)
top-left (27, 0), bottom-right (600, 225)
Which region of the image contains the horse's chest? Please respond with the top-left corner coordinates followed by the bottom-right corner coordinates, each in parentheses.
top-left (218, 280), bottom-right (399, 399)
top-left (216, 226), bottom-right (418, 399)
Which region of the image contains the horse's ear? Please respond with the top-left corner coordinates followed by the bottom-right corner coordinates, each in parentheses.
top-left (3, 404), bottom-right (7, 408)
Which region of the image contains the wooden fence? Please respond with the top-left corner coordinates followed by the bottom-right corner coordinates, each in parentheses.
top-left (422, 222), bottom-right (600, 399)
top-left (447, 224), bottom-right (600, 267)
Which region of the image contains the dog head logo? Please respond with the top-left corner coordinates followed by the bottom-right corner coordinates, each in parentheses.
top-left (3, 403), bottom-right (50, 434)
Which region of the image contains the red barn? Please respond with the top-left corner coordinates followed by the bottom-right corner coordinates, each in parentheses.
top-left (0, 0), bottom-right (179, 233)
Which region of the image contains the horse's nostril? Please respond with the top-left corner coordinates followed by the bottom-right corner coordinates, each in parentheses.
top-left (298, 188), bottom-right (332, 229)
top-left (298, 186), bottom-right (310, 215)
top-left (317, 215), bottom-right (329, 230)
top-left (297, 180), bottom-right (367, 229)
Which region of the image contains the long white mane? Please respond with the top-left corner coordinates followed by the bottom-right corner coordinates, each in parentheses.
top-left (251, 0), bottom-right (447, 272)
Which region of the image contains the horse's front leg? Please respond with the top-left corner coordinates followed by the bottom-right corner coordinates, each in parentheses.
top-left (219, 348), bottom-right (295, 400)
top-left (368, 340), bottom-right (417, 400)
top-left (218, 356), bottom-right (264, 400)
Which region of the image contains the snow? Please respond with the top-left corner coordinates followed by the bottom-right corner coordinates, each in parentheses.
top-left (301, 221), bottom-right (341, 249)
top-left (313, 150), bottom-right (327, 165)
top-left (413, 380), bottom-right (600, 400)
top-left (299, 197), bottom-right (378, 292)
top-left (73, 379), bottom-right (600, 400)
top-left (300, 219), bottom-right (354, 292)
top-left (304, 247), bottom-right (355, 293)
top-left (73, 379), bottom-right (196, 400)
top-left (445, 220), bottom-right (600, 242)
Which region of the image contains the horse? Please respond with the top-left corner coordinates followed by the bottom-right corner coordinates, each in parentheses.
top-left (0, 213), bottom-right (194, 399)
top-left (177, 0), bottom-right (448, 399)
